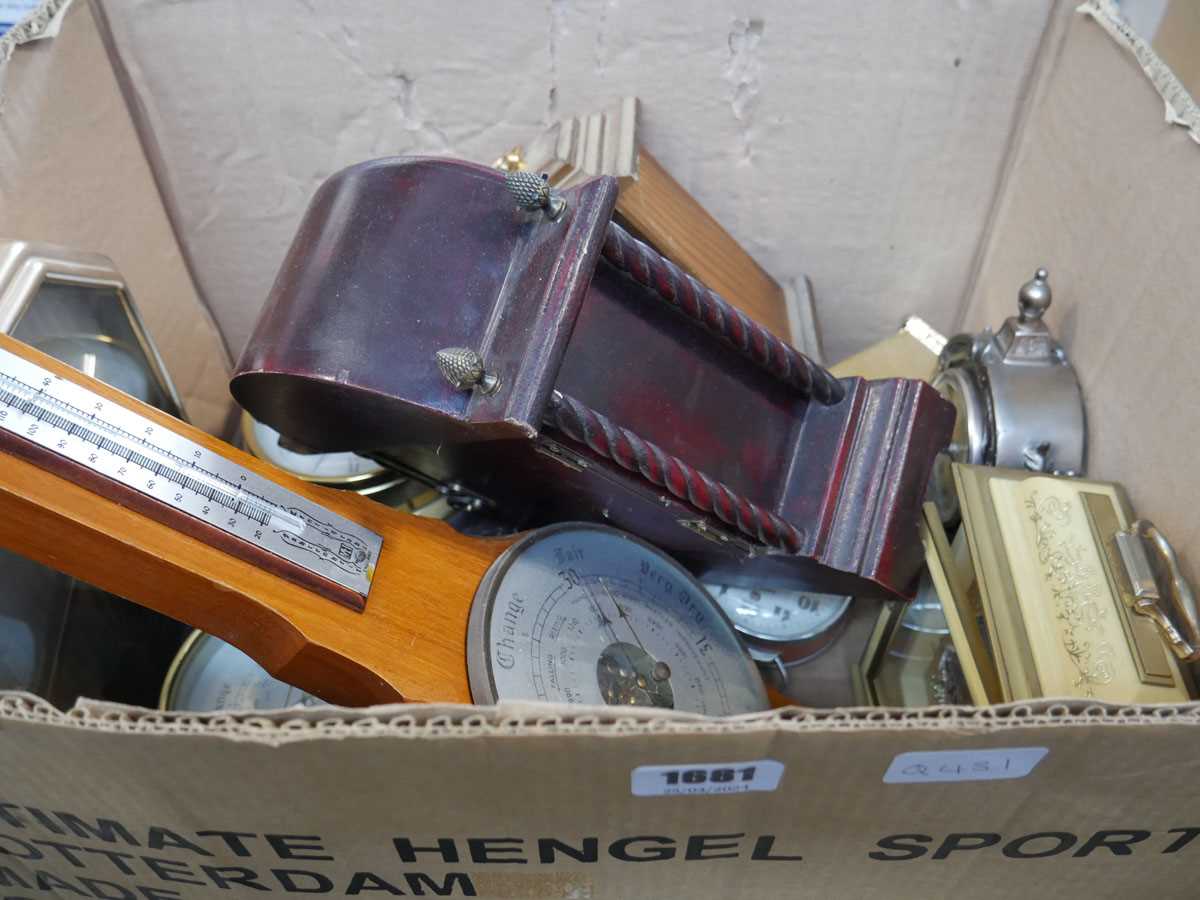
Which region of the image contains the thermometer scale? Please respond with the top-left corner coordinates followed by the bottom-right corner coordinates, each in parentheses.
top-left (0, 346), bottom-right (381, 608)
top-left (0, 335), bottom-right (768, 712)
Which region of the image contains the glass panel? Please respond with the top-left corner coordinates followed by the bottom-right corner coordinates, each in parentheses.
top-left (870, 574), bottom-right (970, 707)
top-left (2, 276), bottom-right (187, 706)
top-left (0, 548), bottom-right (72, 693)
top-left (11, 279), bottom-right (177, 415)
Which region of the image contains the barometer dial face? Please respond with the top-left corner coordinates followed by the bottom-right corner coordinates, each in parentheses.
top-left (467, 524), bottom-right (768, 715)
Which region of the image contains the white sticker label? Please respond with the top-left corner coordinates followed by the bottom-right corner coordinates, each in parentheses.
top-left (883, 747), bottom-right (1048, 784)
top-left (631, 760), bottom-right (783, 797)
top-left (0, 1), bottom-right (39, 26)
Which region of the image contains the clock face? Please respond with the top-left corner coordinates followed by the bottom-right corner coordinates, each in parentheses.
top-left (705, 583), bottom-right (852, 644)
top-left (467, 524), bottom-right (768, 714)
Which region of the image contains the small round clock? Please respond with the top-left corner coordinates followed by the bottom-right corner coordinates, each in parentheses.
top-left (704, 583), bottom-right (853, 682)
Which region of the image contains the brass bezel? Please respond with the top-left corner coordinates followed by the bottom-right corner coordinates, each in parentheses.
top-left (158, 629), bottom-right (205, 711)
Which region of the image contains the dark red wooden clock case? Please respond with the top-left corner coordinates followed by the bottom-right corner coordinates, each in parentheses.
top-left (232, 157), bottom-right (954, 600)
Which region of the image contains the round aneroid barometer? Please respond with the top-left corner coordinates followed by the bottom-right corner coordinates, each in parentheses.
top-left (467, 524), bottom-right (769, 714)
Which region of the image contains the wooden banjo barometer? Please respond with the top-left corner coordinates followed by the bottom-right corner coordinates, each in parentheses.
top-left (0, 333), bottom-right (768, 712)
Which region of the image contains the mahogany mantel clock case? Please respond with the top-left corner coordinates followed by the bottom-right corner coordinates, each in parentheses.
top-left (232, 158), bottom-right (954, 600)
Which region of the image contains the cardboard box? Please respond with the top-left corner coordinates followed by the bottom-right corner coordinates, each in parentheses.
top-left (2, 3), bottom-right (1200, 898)
top-left (0, 0), bottom-right (232, 436)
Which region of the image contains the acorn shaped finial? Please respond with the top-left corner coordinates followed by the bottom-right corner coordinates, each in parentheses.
top-left (436, 347), bottom-right (499, 394)
top-left (504, 170), bottom-right (566, 220)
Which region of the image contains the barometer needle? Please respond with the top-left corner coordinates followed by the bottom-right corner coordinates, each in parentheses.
top-left (601, 577), bottom-right (672, 691)
top-left (583, 581), bottom-right (621, 644)
top-left (601, 577), bottom-right (649, 654)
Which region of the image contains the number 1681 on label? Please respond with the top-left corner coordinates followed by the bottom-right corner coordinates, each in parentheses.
top-left (631, 760), bottom-right (785, 797)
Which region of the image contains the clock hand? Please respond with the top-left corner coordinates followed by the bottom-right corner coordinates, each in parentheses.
top-left (584, 579), bottom-right (622, 646)
top-left (601, 577), bottom-right (671, 686)
top-left (601, 577), bottom-right (646, 650)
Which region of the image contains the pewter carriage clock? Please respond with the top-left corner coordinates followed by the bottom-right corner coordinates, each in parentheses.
top-left (233, 158), bottom-right (955, 601)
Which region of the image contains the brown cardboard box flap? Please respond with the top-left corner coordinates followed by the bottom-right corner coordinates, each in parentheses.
top-left (4, 691), bottom-right (1200, 898)
top-left (2, 6), bottom-right (1200, 899)
top-left (965, 3), bottom-right (1200, 586)
top-left (28, 693), bottom-right (1200, 739)
top-left (0, 0), bottom-right (233, 436)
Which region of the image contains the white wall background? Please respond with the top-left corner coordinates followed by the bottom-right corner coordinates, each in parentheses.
top-left (100, 0), bottom-right (1054, 362)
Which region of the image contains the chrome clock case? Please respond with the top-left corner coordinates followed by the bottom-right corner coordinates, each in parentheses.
top-left (931, 268), bottom-right (1085, 520)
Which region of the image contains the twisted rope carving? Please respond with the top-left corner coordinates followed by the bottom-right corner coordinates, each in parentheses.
top-left (544, 392), bottom-right (802, 554)
top-left (601, 223), bottom-right (845, 405)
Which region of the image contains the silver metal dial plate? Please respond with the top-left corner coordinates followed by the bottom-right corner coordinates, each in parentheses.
top-left (0, 346), bottom-right (382, 598)
top-left (467, 523), bottom-right (768, 714)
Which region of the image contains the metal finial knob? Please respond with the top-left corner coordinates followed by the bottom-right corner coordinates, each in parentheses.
top-left (505, 170), bottom-right (566, 220)
top-left (436, 347), bottom-right (500, 394)
top-left (1018, 267), bottom-right (1052, 322)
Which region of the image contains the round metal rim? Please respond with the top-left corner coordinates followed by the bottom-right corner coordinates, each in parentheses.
top-left (779, 607), bottom-right (852, 668)
top-left (931, 367), bottom-right (988, 465)
top-left (466, 522), bottom-right (769, 712)
top-left (158, 628), bottom-right (204, 711)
